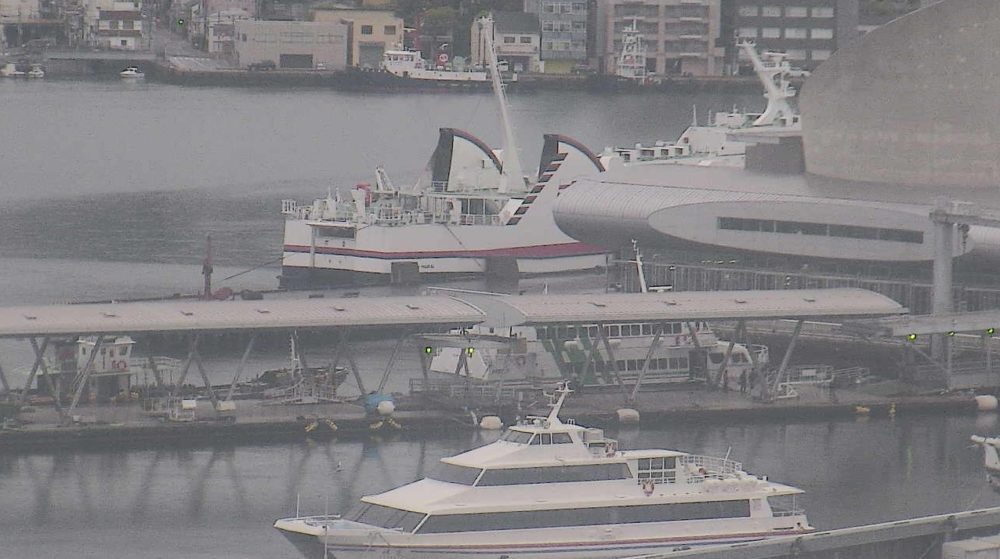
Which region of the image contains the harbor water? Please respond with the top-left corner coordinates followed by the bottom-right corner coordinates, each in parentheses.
top-left (0, 80), bottom-right (990, 558)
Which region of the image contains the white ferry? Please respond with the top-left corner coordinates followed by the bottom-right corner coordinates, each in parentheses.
top-left (381, 50), bottom-right (516, 84)
top-left (275, 384), bottom-right (813, 559)
top-left (429, 320), bottom-right (764, 389)
top-left (279, 19), bottom-right (606, 288)
top-left (601, 41), bottom-right (805, 169)
top-left (429, 244), bottom-right (766, 388)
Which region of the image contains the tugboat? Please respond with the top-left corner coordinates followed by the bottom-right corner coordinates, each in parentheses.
top-left (275, 383), bottom-right (813, 559)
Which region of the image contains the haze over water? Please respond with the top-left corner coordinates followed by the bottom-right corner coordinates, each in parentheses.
top-left (2, 80), bottom-right (994, 559)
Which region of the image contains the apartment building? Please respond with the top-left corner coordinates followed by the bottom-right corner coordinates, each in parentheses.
top-left (471, 11), bottom-right (541, 73)
top-left (597, 0), bottom-right (724, 77)
top-left (722, 0), bottom-right (858, 71)
top-left (523, 0), bottom-right (594, 74)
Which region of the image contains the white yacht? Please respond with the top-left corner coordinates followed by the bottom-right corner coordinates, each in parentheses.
top-left (275, 385), bottom-right (812, 559)
top-left (601, 41), bottom-right (806, 170)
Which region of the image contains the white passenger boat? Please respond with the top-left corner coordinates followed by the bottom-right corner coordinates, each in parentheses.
top-left (275, 384), bottom-right (813, 559)
top-left (120, 66), bottom-right (145, 79)
top-left (279, 17), bottom-right (606, 288)
top-left (601, 41), bottom-right (806, 169)
top-left (429, 245), bottom-right (767, 388)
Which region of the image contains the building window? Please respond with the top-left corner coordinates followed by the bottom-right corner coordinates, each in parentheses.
top-left (785, 6), bottom-right (808, 17)
top-left (811, 49), bottom-right (831, 60)
top-left (504, 36), bottom-right (515, 43)
top-left (737, 6), bottom-right (758, 17)
top-left (109, 20), bottom-right (120, 29)
top-left (785, 48), bottom-right (807, 60)
top-left (737, 27), bottom-right (757, 38)
top-left (360, 25), bottom-right (373, 35)
top-left (762, 6), bottom-right (781, 17)
top-left (383, 25), bottom-right (396, 35)
top-left (124, 19), bottom-right (134, 29)
top-left (572, 20), bottom-right (585, 31)
top-left (784, 27), bottom-right (807, 39)
top-left (520, 36), bottom-right (532, 43)
top-left (811, 7), bottom-right (834, 17)
top-left (811, 28), bottom-right (833, 39)
top-left (761, 27), bottom-right (780, 38)
top-left (542, 21), bottom-right (553, 31)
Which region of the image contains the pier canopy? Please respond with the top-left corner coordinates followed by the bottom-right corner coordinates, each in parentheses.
top-left (848, 309), bottom-right (1000, 338)
top-left (480, 288), bottom-right (905, 327)
top-left (0, 296), bottom-right (487, 338)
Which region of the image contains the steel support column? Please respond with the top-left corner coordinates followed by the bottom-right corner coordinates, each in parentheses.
top-left (20, 337), bottom-right (50, 405)
top-left (377, 335), bottom-right (406, 393)
top-left (32, 337), bottom-right (63, 417)
top-left (595, 322), bottom-right (629, 401)
top-left (225, 333), bottom-right (257, 401)
top-left (770, 319), bottom-right (804, 400)
top-left (67, 335), bottom-right (104, 418)
top-left (629, 324), bottom-right (664, 403)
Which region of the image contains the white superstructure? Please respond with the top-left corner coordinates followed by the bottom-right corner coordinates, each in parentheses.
top-left (280, 17), bottom-right (606, 288)
top-left (275, 385), bottom-right (812, 559)
top-left (601, 41), bottom-right (805, 169)
top-left (381, 50), bottom-right (517, 83)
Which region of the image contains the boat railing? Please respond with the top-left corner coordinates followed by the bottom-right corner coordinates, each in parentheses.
top-left (678, 454), bottom-right (743, 481)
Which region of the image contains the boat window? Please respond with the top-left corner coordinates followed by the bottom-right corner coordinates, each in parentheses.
top-left (609, 325), bottom-right (620, 337)
top-left (347, 503), bottom-right (426, 532)
top-left (630, 325), bottom-right (641, 336)
top-left (317, 227), bottom-right (356, 239)
top-left (552, 432), bottom-right (572, 444)
top-left (500, 429), bottom-right (534, 444)
top-left (566, 326), bottom-right (576, 338)
top-left (657, 358), bottom-right (669, 370)
top-left (708, 353), bottom-right (725, 365)
top-left (476, 463), bottom-right (631, 486)
top-left (616, 360), bottom-right (625, 371)
top-left (535, 327), bottom-right (548, 339)
top-left (637, 456), bottom-right (677, 483)
top-left (417, 500), bottom-right (749, 533)
top-left (531, 435), bottom-right (542, 445)
top-left (540, 433), bottom-right (552, 445)
top-left (642, 324), bottom-right (652, 335)
top-left (429, 462), bottom-right (482, 485)
top-left (588, 326), bottom-right (599, 338)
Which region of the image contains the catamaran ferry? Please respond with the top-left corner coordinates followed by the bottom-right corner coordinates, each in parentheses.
top-left (275, 384), bottom-right (812, 559)
top-left (279, 17), bottom-right (607, 288)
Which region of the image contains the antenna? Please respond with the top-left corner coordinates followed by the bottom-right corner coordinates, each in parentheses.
top-left (479, 16), bottom-right (525, 194)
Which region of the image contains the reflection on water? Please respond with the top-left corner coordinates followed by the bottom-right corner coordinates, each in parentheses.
top-left (1, 414), bottom-right (999, 558)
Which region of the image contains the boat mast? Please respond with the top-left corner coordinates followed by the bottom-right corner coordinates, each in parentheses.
top-left (632, 239), bottom-right (649, 294)
top-left (479, 16), bottom-right (525, 194)
top-left (738, 39), bottom-right (798, 127)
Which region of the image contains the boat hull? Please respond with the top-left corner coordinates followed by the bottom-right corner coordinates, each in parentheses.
top-left (275, 519), bottom-right (809, 559)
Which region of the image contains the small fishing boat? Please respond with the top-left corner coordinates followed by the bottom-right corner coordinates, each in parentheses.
top-left (26, 64), bottom-right (44, 79)
top-left (120, 66), bottom-right (145, 79)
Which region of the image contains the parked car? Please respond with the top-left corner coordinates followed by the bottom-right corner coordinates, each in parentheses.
top-left (248, 60), bottom-right (276, 71)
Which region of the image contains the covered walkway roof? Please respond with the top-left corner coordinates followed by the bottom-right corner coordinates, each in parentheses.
top-left (0, 296), bottom-right (488, 338)
top-left (848, 309), bottom-right (1000, 337)
top-left (0, 288), bottom-right (907, 338)
top-left (465, 288), bottom-right (906, 327)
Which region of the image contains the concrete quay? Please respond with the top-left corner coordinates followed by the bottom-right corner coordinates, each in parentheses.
top-left (0, 381), bottom-right (976, 452)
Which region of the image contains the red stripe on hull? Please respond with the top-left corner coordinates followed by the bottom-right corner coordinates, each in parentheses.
top-left (283, 242), bottom-right (607, 260)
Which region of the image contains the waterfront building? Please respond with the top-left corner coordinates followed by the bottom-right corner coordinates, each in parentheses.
top-left (234, 19), bottom-right (348, 70)
top-left (522, 0), bottom-right (594, 74)
top-left (801, 0), bottom-right (1000, 190)
top-left (311, 7), bottom-right (403, 68)
top-left (90, 0), bottom-right (143, 50)
top-left (0, 0), bottom-right (40, 21)
top-left (206, 8), bottom-right (249, 57)
top-left (470, 11), bottom-right (541, 73)
top-left (596, 0), bottom-right (724, 77)
top-left (721, 0), bottom-right (859, 73)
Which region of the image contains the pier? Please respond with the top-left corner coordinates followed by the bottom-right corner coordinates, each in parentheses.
top-left (631, 507), bottom-right (1000, 559)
